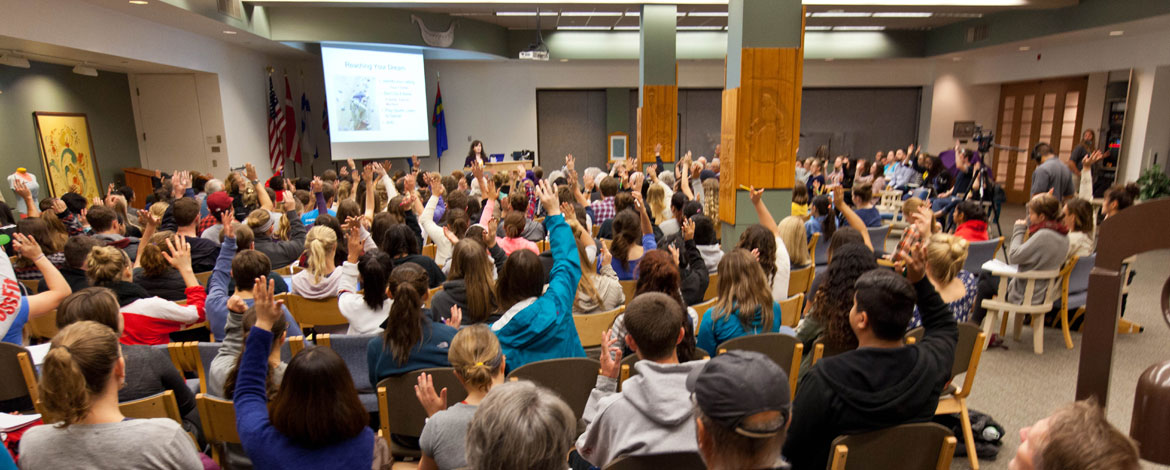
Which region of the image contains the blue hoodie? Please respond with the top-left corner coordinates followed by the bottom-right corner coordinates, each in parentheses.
top-left (491, 214), bottom-right (584, 372)
top-left (207, 237), bottom-right (301, 341)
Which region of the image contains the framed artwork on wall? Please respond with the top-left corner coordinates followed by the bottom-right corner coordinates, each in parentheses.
top-left (32, 112), bottom-right (102, 202)
top-left (608, 132), bottom-right (629, 165)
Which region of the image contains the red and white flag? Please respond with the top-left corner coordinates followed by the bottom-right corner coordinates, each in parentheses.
top-left (283, 74), bottom-right (301, 165)
top-left (267, 74), bottom-right (285, 172)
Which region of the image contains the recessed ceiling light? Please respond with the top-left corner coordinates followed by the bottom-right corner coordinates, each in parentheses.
top-left (561, 11), bottom-right (622, 16)
top-left (687, 11), bottom-right (728, 17)
top-left (834, 25), bottom-right (886, 31)
top-left (1018, 46), bottom-right (1031, 51)
top-left (557, 25), bottom-right (611, 31)
top-left (678, 25), bottom-right (724, 31)
top-left (812, 11), bottom-right (872, 17)
top-left (496, 11), bottom-right (558, 16)
top-left (559, 58), bottom-right (569, 62)
top-left (952, 57), bottom-right (962, 61)
top-left (625, 11), bottom-right (639, 17)
top-left (613, 25), bottom-right (640, 31)
top-left (223, 30), bottom-right (237, 35)
top-left (128, 0), bottom-right (148, 4)
top-left (872, 12), bottom-right (932, 17)
top-left (1109, 30), bottom-right (1124, 36)
top-left (805, 26), bottom-right (832, 31)
top-left (825, 58), bottom-right (835, 62)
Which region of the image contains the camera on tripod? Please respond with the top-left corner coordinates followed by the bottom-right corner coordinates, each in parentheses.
top-left (971, 125), bottom-right (995, 155)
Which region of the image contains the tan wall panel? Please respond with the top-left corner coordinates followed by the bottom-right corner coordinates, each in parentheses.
top-left (638, 85), bottom-right (679, 162)
top-left (719, 87), bottom-right (740, 225)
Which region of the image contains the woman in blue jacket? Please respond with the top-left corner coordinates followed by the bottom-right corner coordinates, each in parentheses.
top-left (234, 276), bottom-right (374, 469)
top-left (697, 249), bottom-right (793, 353)
top-left (491, 180), bottom-right (584, 372)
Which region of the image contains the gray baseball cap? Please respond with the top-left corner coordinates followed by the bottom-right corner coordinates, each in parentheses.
top-left (686, 350), bottom-right (791, 438)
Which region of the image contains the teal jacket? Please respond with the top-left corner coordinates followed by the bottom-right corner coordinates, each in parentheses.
top-left (491, 214), bottom-right (584, 372)
top-left (697, 301), bottom-right (786, 353)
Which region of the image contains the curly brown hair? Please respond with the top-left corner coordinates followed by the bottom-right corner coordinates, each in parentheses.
top-left (810, 244), bottom-right (876, 351)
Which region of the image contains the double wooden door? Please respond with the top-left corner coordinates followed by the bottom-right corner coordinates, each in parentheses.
top-left (993, 77), bottom-right (1088, 203)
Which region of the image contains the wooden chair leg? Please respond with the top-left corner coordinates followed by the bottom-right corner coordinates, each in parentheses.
top-left (999, 314), bottom-right (1008, 337)
top-left (959, 399), bottom-right (979, 470)
top-left (1060, 306), bottom-right (1073, 349)
top-left (1118, 317), bottom-right (1144, 334)
top-left (981, 312), bottom-right (998, 350)
top-left (1012, 314), bottom-right (1024, 341)
top-left (1032, 314), bottom-right (1044, 355)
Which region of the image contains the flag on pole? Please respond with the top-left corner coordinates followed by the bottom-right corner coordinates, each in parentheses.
top-left (432, 82), bottom-right (448, 159)
top-left (322, 100), bottom-right (330, 137)
top-left (282, 74), bottom-right (301, 165)
top-left (300, 91), bottom-right (319, 161)
top-left (267, 74), bottom-right (286, 172)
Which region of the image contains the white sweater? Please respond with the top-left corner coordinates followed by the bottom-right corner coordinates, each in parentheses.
top-left (336, 262), bottom-right (389, 335)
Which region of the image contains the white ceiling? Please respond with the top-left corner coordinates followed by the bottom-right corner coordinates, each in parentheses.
top-left (0, 35), bottom-right (194, 74)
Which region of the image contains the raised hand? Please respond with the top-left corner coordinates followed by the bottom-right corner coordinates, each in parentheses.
top-left (472, 160), bottom-right (484, 182)
top-left (163, 235), bottom-right (193, 273)
top-left (414, 373), bottom-right (448, 418)
top-left (444, 305), bottom-right (463, 329)
top-left (485, 217), bottom-right (499, 247)
top-left (51, 199), bottom-right (67, 214)
top-left (252, 276), bottom-right (284, 331)
top-left (483, 177), bottom-right (498, 202)
top-left (138, 209), bottom-right (161, 228)
top-left (749, 186), bottom-right (764, 205)
top-left (227, 294), bottom-right (248, 314)
top-left (598, 329), bottom-right (624, 379)
top-left (219, 209), bottom-right (235, 231)
top-left (599, 240), bottom-right (613, 267)
top-left (667, 243), bottom-right (680, 266)
top-left (534, 179), bottom-right (560, 216)
top-left (428, 173), bottom-right (445, 198)
top-left (12, 233), bottom-right (44, 260)
top-left (311, 177), bottom-right (323, 194)
top-left (245, 163), bottom-right (258, 182)
top-left (564, 154), bottom-right (575, 172)
top-left (13, 179), bottom-right (30, 200)
top-left (681, 217), bottom-right (695, 241)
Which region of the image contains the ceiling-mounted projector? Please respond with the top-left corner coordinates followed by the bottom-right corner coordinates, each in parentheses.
top-left (73, 64), bottom-right (98, 77)
top-left (519, 49), bottom-right (549, 61)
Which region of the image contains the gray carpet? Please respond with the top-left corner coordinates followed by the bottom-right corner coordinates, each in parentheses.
top-left (910, 204), bottom-right (1170, 469)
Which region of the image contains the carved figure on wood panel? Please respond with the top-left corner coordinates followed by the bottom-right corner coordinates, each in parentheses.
top-left (747, 90), bottom-right (787, 164)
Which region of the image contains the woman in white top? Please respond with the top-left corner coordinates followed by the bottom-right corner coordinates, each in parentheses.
top-left (566, 210), bottom-right (624, 314)
top-left (19, 321), bottom-right (202, 469)
top-left (744, 189), bottom-right (793, 301)
top-left (1063, 197), bottom-right (1095, 259)
top-left (337, 225), bottom-right (392, 335)
top-left (289, 226), bottom-right (346, 299)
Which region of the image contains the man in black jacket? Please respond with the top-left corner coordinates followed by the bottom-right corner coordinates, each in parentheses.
top-left (782, 244), bottom-right (958, 469)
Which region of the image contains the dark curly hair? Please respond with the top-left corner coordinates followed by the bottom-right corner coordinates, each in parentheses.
top-left (736, 224), bottom-right (778, 286)
top-left (810, 243), bottom-right (877, 351)
top-left (634, 250), bottom-right (697, 362)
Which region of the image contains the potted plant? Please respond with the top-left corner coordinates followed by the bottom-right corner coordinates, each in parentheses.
top-left (1137, 165), bottom-right (1170, 201)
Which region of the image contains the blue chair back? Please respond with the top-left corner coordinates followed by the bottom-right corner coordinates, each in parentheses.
top-left (867, 225), bottom-right (892, 256)
top-left (963, 238), bottom-right (1001, 274)
top-left (814, 233), bottom-right (830, 266)
top-left (326, 334), bottom-right (378, 393)
top-left (1066, 254), bottom-right (1096, 311)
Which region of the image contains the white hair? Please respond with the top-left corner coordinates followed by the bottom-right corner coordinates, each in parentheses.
top-left (659, 171), bottom-right (676, 188)
top-left (465, 381), bottom-right (575, 470)
top-left (547, 170), bottom-right (564, 183)
top-left (593, 172), bottom-right (608, 189)
top-left (205, 178), bottom-right (223, 194)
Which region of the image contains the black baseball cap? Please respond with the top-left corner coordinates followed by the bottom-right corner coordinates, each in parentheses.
top-left (686, 350), bottom-right (791, 438)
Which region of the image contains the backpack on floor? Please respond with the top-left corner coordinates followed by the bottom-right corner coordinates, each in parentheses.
top-left (933, 409), bottom-right (1005, 460)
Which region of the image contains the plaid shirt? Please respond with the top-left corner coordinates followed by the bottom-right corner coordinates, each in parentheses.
top-left (197, 214), bottom-right (218, 236)
top-left (591, 196), bottom-right (616, 222)
top-left (524, 179), bottom-right (539, 219)
top-left (60, 212), bottom-right (86, 236)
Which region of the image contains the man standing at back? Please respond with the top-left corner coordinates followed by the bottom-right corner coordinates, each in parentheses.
top-left (1030, 142), bottom-right (1075, 199)
top-left (575, 292), bottom-right (703, 467)
top-left (782, 236), bottom-right (957, 469)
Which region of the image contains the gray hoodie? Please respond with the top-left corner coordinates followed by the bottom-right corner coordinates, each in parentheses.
top-left (576, 360), bottom-right (706, 467)
top-left (288, 268), bottom-right (345, 300)
top-left (697, 244), bottom-right (723, 274)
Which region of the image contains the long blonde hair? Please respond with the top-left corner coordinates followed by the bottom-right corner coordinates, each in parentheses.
top-left (448, 325), bottom-right (504, 393)
top-left (148, 201), bottom-right (169, 221)
top-left (778, 216), bottom-right (810, 267)
top-left (646, 184), bottom-right (667, 221)
top-left (712, 249), bottom-right (774, 332)
top-left (702, 179), bottom-right (719, 218)
top-left (925, 233), bottom-right (968, 284)
top-left (304, 226), bottom-right (338, 283)
top-left (39, 321), bottom-right (121, 427)
top-left (566, 216), bottom-right (603, 310)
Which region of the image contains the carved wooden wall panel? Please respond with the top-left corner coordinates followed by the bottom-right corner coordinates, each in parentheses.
top-left (719, 88), bottom-right (740, 225)
top-left (736, 47), bottom-right (801, 190)
top-left (638, 84), bottom-right (678, 163)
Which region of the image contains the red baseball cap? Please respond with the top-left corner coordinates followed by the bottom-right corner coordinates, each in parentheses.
top-left (207, 191), bottom-right (234, 215)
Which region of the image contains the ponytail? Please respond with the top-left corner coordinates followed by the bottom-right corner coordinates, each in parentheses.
top-left (610, 210), bottom-right (641, 272)
top-left (358, 250), bottom-right (394, 311)
top-left (39, 321), bottom-right (120, 427)
top-left (812, 195), bottom-right (837, 241)
top-left (305, 226), bottom-right (338, 283)
top-left (382, 263), bottom-right (430, 365)
top-left (448, 325), bottom-right (503, 393)
top-left (139, 231), bottom-right (176, 277)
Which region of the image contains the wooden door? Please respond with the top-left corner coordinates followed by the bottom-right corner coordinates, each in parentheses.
top-left (993, 77), bottom-right (1087, 204)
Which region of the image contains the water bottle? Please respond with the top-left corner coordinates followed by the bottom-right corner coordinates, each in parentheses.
top-left (982, 426), bottom-right (1002, 441)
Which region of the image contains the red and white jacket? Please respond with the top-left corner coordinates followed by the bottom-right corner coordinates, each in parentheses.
top-left (121, 286), bottom-right (207, 346)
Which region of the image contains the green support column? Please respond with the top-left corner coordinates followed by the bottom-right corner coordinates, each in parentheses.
top-left (637, 4), bottom-right (678, 164)
top-left (720, 0), bottom-right (804, 248)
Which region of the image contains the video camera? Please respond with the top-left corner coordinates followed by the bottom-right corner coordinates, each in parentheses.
top-left (972, 125), bottom-right (994, 155)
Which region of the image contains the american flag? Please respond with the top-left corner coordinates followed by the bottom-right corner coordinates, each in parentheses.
top-left (283, 74), bottom-right (301, 165)
top-left (267, 75), bottom-right (285, 172)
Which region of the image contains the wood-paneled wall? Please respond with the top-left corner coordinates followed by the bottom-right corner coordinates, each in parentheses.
top-left (719, 47), bottom-right (803, 224)
top-left (638, 84), bottom-right (679, 163)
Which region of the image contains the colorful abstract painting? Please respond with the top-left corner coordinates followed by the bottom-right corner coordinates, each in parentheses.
top-left (33, 112), bottom-right (102, 201)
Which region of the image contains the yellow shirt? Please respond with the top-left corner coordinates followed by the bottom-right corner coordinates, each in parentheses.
top-left (791, 202), bottom-right (809, 218)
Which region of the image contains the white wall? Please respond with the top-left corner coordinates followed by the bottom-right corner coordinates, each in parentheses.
top-left (921, 61), bottom-right (1001, 154)
top-left (1, 0), bottom-right (296, 181)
